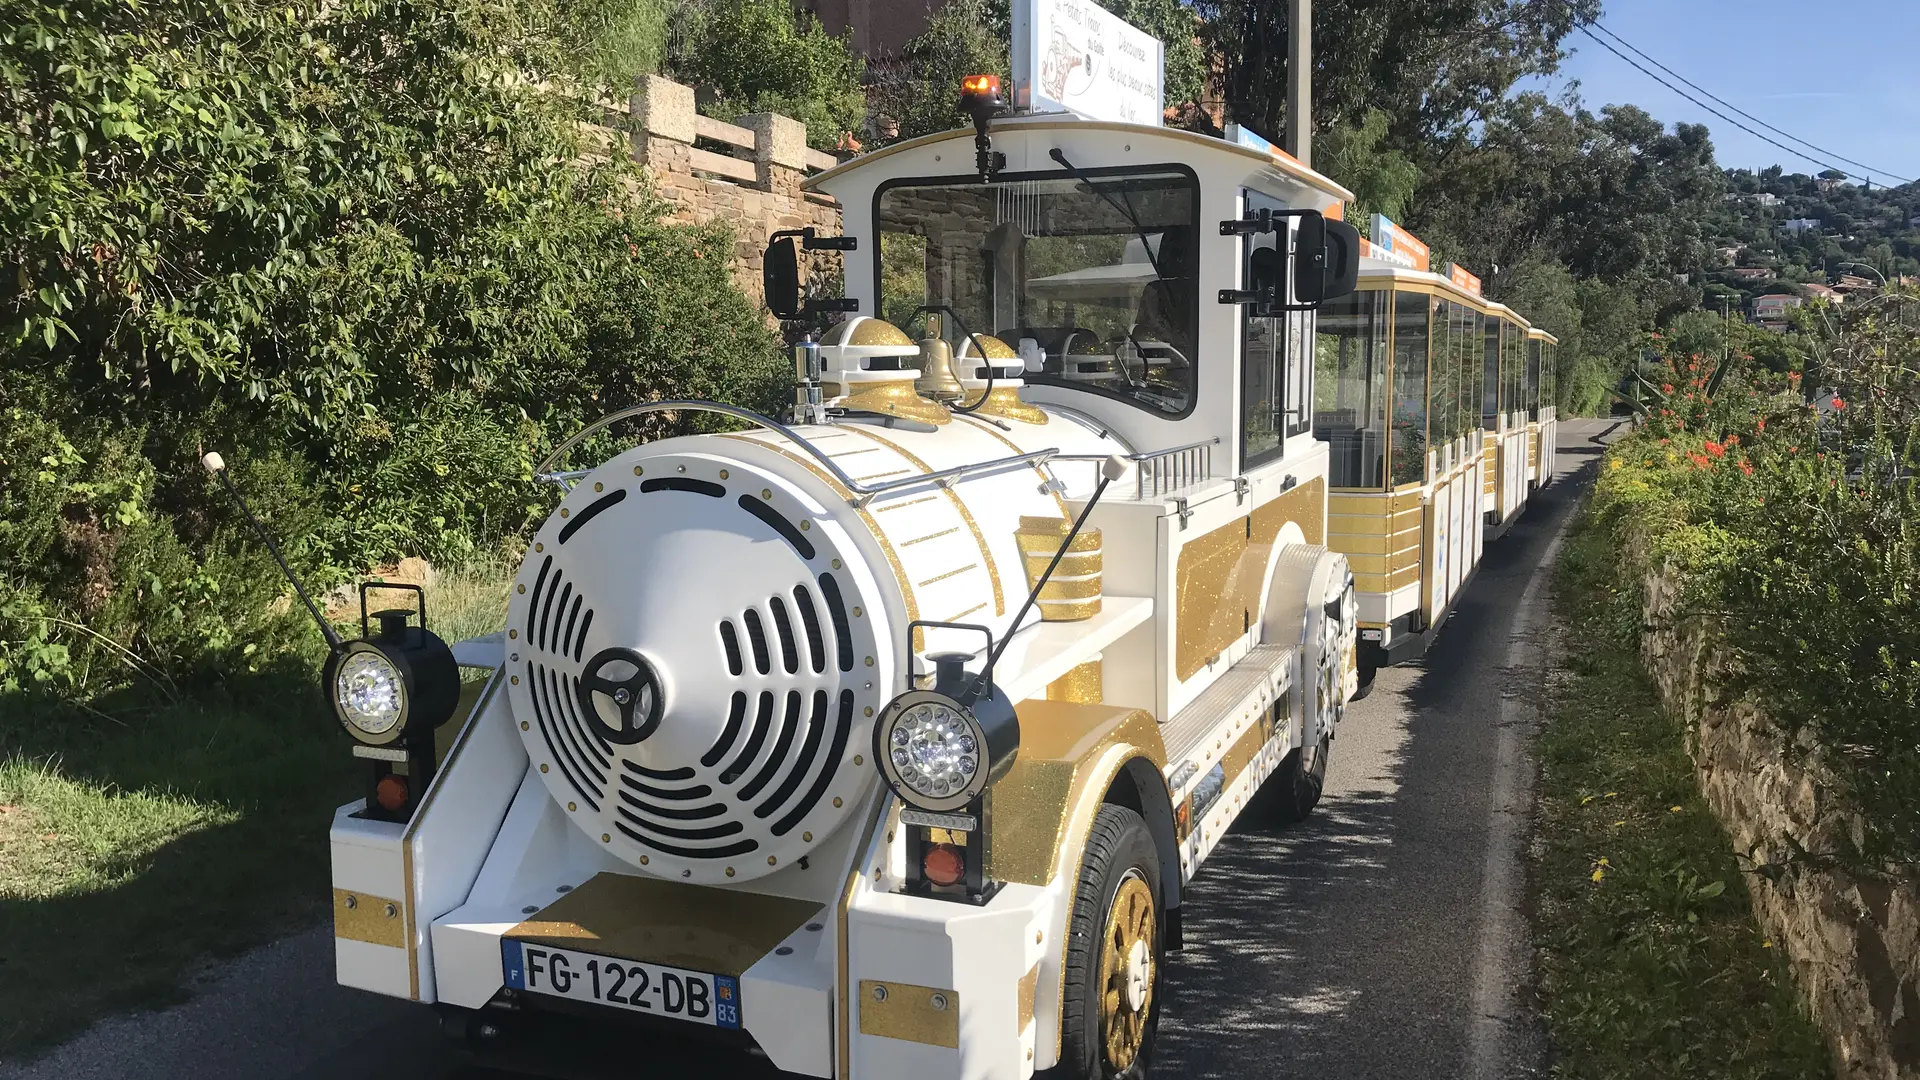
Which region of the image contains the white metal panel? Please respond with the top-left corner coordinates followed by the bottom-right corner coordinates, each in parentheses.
top-left (741, 914), bottom-right (836, 1078)
top-left (406, 672), bottom-right (524, 1002)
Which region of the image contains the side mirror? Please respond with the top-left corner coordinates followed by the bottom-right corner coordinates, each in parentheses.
top-left (1323, 219), bottom-right (1361, 302)
top-left (764, 235), bottom-right (802, 319)
top-left (1291, 215), bottom-right (1362, 307)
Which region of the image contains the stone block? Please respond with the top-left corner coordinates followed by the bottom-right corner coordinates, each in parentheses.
top-left (634, 75), bottom-right (696, 143)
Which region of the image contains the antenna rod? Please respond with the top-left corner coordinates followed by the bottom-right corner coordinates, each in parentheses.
top-left (983, 456), bottom-right (1131, 682)
top-left (200, 452), bottom-right (343, 650)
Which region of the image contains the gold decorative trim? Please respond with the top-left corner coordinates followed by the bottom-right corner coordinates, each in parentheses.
top-left (1173, 477), bottom-right (1325, 681)
top-left (334, 888), bottom-right (407, 948)
top-left (990, 703), bottom-right (1164, 888)
top-left (838, 378), bottom-right (951, 426)
top-left (1022, 551), bottom-right (1102, 577)
top-left (1036, 575), bottom-right (1103, 600)
top-left (858, 980), bottom-right (960, 1048)
top-left (960, 385), bottom-right (1049, 425)
top-left (1037, 597), bottom-right (1102, 619)
top-left (1045, 659), bottom-right (1103, 704)
top-left (917, 563), bottom-right (978, 587)
top-left (847, 427), bottom-right (1006, 617)
top-left (1018, 961), bottom-right (1041, 1031)
top-left (505, 872), bottom-right (820, 977)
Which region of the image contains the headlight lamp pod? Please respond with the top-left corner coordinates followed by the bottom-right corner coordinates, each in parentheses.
top-left (329, 639), bottom-right (411, 744)
top-left (873, 652), bottom-right (1020, 812)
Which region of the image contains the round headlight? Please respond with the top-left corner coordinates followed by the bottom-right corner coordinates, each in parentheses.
top-left (874, 690), bottom-right (1010, 812)
top-left (333, 644), bottom-right (408, 743)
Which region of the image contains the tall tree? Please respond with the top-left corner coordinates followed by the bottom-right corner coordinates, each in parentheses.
top-left (1198, 0), bottom-right (1599, 144)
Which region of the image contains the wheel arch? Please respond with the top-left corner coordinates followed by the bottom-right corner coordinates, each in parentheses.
top-left (1101, 755), bottom-right (1181, 935)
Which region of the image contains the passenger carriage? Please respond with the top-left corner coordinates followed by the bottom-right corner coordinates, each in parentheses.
top-left (291, 80), bottom-right (1555, 1080)
top-left (1314, 236), bottom-right (1558, 681)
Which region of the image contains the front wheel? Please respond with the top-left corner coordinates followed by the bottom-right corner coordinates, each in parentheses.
top-left (1050, 805), bottom-right (1164, 1080)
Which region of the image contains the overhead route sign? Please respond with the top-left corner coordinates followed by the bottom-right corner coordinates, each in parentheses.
top-left (1013, 0), bottom-right (1165, 126)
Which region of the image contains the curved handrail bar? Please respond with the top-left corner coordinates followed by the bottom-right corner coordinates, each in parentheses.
top-left (536, 400), bottom-right (1060, 507)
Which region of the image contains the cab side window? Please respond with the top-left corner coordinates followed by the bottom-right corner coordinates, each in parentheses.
top-left (1239, 190), bottom-right (1311, 470)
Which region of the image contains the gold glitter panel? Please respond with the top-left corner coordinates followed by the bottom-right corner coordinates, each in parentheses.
top-left (1045, 659), bottom-right (1103, 704)
top-left (858, 980), bottom-right (960, 1047)
top-left (1173, 477), bottom-right (1325, 681)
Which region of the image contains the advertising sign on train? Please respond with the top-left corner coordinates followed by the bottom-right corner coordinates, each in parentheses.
top-left (1369, 213), bottom-right (1432, 272)
top-left (1013, 0), bottom-right (1165, 126)
top-left (1447, 263), bottom-right (1483, 295)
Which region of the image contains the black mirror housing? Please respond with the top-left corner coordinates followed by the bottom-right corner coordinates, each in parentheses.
top-left (1323, 219), bottom-right (1361, 302)
top-left (764, 235), bottom-right (803, 319)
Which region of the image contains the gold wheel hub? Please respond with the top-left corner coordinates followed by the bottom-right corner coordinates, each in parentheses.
top-left (1096, 872), bottom-right (1155, 1070)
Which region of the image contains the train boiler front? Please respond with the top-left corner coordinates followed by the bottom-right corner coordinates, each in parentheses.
top-left (502, 416), bottom-right (1123, 887)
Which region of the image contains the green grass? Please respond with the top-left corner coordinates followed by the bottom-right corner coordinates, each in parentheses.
top-left (1532, 507), bottom-right (1834, 1079)
top-left (0, 557), bottom-right (514, 1056)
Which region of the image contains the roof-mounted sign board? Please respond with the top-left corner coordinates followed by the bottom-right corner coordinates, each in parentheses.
top-left (1012, 0), bottom-right (1165, 126)
top-left (1447, 263), bottom-right (1483, 295)
top-left (1368, 213), bottom-right (1431, 272)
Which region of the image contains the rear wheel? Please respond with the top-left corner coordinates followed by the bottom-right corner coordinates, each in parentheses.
top-left (1051, 805), bottom-right (1163, 1080)
top-left (1350, 664), bottom-right (1377, 702)
top-left (1266, 737), bottom-right (1329, 823)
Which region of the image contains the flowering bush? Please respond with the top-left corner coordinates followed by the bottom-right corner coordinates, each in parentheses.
top-left (1596, 287), bottom-right (1920, 872)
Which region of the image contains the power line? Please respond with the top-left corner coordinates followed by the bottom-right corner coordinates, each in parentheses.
top-left (1582, 19), bottom-right (1914, 187)
top-left (1571, 26), bottom-right (1908, 187)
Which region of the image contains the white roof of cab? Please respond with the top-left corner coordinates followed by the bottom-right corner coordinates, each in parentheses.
top-left (806, 116), bottom-right (1356, 204)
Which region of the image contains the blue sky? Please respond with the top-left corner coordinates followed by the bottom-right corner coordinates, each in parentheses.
top-left (1519, 1), bottom-right (1920, 187)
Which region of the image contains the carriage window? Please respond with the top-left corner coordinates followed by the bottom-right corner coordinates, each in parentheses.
top-left (1483, 317), bottom-right (1502, 428)
top-left (1429, 300), bottom-right (1462, 452)
top-left (1390, 291), bottom-right (1430, 487)
top-left (1504, 325), bottom-right (1523, 425)
top-left (1527, 339), bottom-right (1543, 417)
top-left (1314, 289), bottom-right (1388, 489)
top-left (875, 169), bottom-right (1199, 418)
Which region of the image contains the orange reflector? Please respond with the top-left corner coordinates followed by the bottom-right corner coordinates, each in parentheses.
top-left (961, 74), bottom-right (1001, 96)
top-left (376, 774), bottom-right (410, 812)
top-left (923, 842), bottom-right (966, 887)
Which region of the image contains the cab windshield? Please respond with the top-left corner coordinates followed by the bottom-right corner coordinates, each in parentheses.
top-left (875, 169), bottom-right (1199, 417)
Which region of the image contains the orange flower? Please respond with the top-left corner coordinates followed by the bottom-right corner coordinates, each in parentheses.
top-left (1756, 417), bottom-right (1766, 433)
top-left (1662, 383), bottom-right (1675, 394)
top-left (1832, 397), bottom-right (1846, 409)
top-left (1705, 440), bottom-right (1725, 458)
top-left (1788, 371), bottom-right (1802, 383)
top-left (1739, 460), bottom-right (1754, 476)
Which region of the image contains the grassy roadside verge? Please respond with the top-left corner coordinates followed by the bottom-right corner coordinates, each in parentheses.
top-left (1531, 500), bottom-right (1831, 1079)
top-left (0, 558), bottom-right (511, 1058)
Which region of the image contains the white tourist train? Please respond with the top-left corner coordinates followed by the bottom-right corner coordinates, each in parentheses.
top-left (276, 72), bottom-right (1560, 1080)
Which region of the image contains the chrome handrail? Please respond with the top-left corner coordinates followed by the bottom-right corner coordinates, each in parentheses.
top-left (1055, 437), bottom-right (1219, 499)
top-left (535, 400), bottom-right (1060, 507)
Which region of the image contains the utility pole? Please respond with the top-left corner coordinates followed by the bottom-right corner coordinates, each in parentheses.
top-left (1285, 0), bottom-right (1311, 167)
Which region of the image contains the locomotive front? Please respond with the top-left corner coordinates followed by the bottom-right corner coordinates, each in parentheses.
top-left (502, 437), bottom-right (898, 885)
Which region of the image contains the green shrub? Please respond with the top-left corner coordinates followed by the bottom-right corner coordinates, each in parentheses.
top-left (0, 0), bottom-right (785, 697)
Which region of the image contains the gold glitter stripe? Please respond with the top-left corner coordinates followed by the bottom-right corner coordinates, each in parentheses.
top-left (901, 527), bottom-right (959, 547)
top-left (917, 563), bottom-right (978, 588)
top-left (852, 468), bottom-right (913, 482)
top-left (872, 495), bottom-right (939, 513)
top-left (843, 428), bottom-right (1007, 617)
top-left (942, 601), bottom-right (988, 622)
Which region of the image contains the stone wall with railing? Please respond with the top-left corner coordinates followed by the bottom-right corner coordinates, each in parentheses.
top-left (583, 75), bottom-right (845, 308)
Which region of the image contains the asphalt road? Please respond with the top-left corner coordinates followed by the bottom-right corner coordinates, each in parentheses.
top-left (2, 419), bottom-right (1622, 1080)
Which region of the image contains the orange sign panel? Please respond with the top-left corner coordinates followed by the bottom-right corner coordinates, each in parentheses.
top-left (1447, 263), bottom-right (1482, 295)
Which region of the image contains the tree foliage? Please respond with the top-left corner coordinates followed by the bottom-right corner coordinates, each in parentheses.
top-left (669, 0), bottom-right (866, 148)
top-left (0, 0), bottom-right (784, 691)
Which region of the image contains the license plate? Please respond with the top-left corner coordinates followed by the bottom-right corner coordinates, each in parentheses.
top-left (502, 940), bottom-right (740, 1029)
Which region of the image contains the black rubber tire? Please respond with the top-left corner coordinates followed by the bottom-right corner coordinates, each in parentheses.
top-left (1266, 736), bottom-right (1329, 824)
top-left (1350, 664), bottom-right (1377, 702)
top-left (1047, 804), bottom-right (1164, 1080)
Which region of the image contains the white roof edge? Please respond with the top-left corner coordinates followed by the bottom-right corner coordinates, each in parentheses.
top-left (805, 117), bottom-right (1356, 204)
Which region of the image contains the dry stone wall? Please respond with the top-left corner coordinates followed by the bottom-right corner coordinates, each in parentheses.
top-left (589, 76), bottom-right (845, 310)
top-left (1636, 537), bottom-right (1920, 1078)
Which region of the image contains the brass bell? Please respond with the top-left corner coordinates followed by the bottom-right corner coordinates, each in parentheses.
top-left (914, 327), bottom-right (964, 404)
